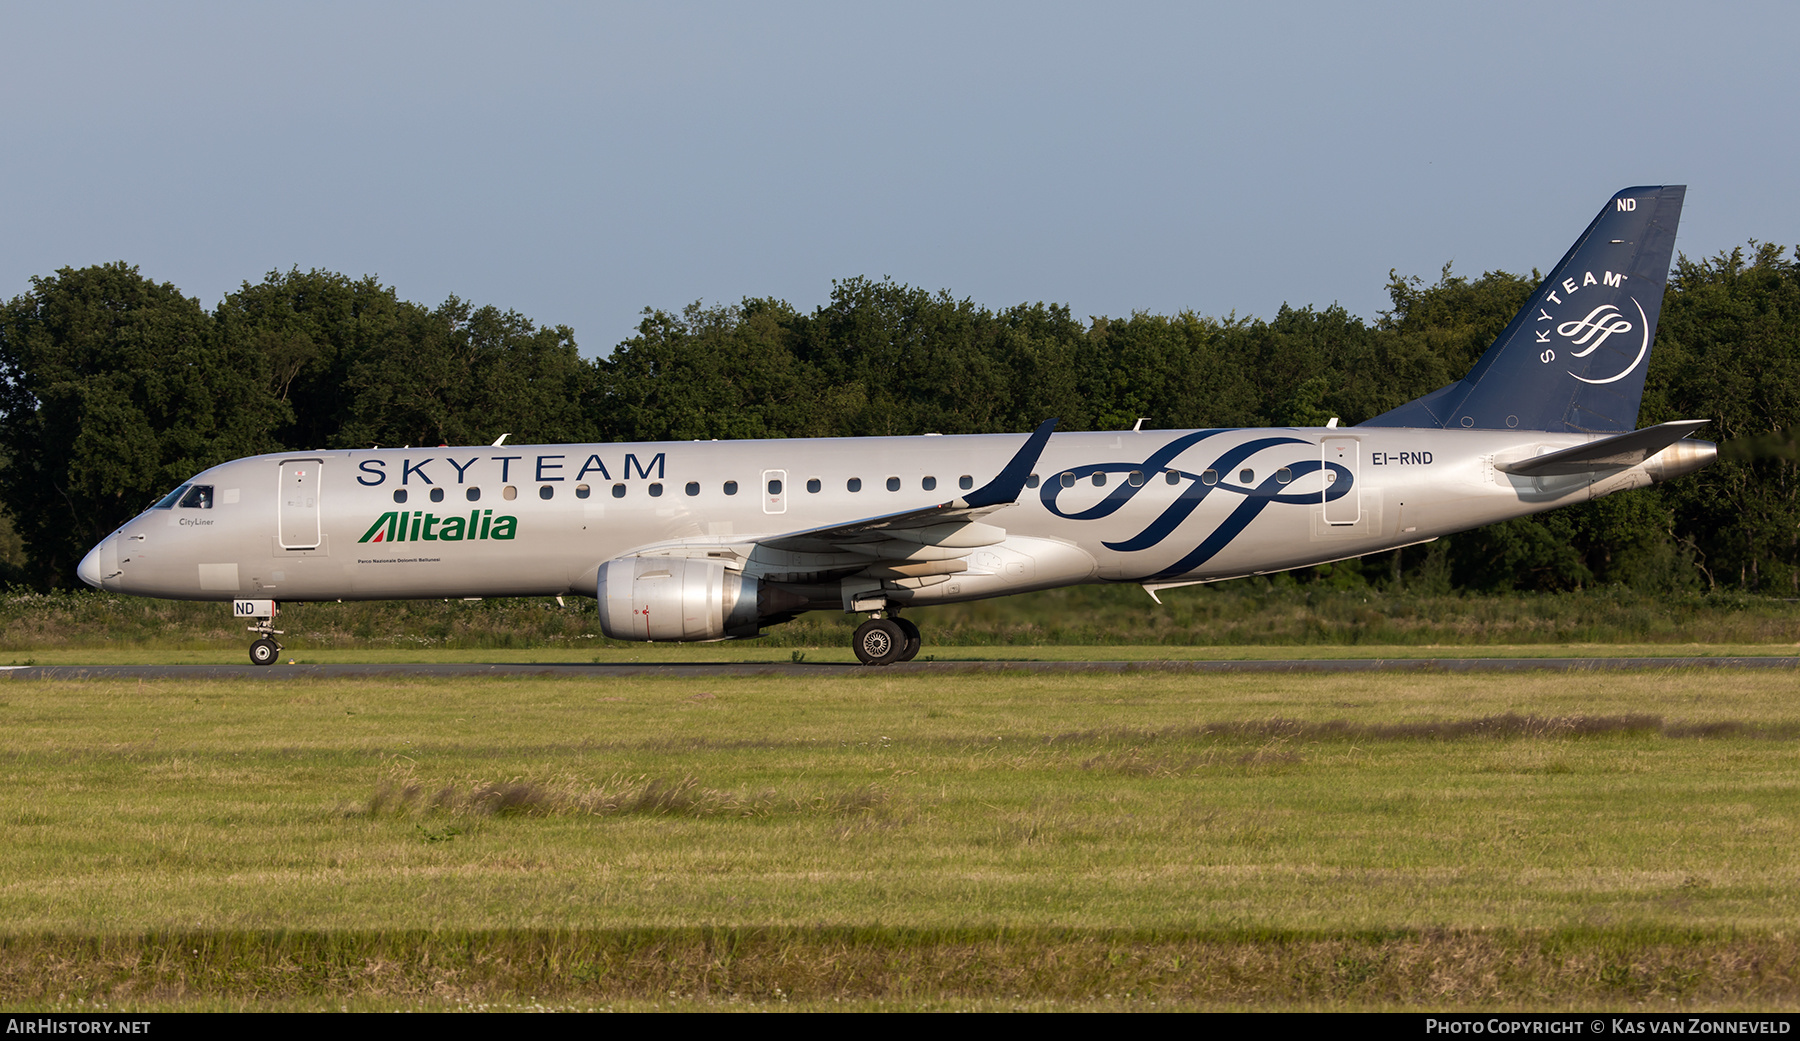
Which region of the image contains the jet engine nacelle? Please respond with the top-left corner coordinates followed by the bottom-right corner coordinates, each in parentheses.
top-left (596, 557), bottom-right (761, 641)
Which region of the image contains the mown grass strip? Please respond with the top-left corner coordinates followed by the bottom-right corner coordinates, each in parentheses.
top-left (364, 772), bottom-right (891, 820)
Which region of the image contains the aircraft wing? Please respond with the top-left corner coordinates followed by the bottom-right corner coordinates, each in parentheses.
top-left (757, 418), bottom-right (1055, 552)
top-left (1495, 420), bottom-right (1710, 476)
top-left (615, 419), bottom-right (1057, 581)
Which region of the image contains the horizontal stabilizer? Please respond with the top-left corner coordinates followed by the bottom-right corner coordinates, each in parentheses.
top-left (1496, 420), bottom-right (1710, 476)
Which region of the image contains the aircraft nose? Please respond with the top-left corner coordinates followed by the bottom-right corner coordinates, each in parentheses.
top-left (77, 533), bottom-right (119, 589)
top-left (77, 542), bottom-right (104, 588)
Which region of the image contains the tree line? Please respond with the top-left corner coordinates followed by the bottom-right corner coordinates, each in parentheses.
top-left (1, 248), bottom-right (1796, 595)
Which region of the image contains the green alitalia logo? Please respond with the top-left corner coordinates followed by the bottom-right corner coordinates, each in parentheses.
top-left (359, 510), bottom-right (517, 543)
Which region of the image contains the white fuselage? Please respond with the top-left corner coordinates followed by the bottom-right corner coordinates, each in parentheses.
top-left (81, 426), bottom-right (1700, 609)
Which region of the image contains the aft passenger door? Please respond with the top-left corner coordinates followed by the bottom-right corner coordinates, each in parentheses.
top-left (1321, 438), bottom-right (1360, 526)
top-left (278, 459), bottom-right (323, 548)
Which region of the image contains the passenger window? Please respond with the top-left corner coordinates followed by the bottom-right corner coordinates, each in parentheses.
top-left (1276, 467), bottom-right (1292, 484)
top-left (503, 486), bottom-right (517, 501)
top-left (575, 484), bottom-right (589, 499)
top-left (847, 478), bottom-right (862, 492)
top-left (1201, 470), bottom-right (1218, 486)
top-left (886, 477), bottom-right (900, 492)
top-left (393, 489), bottom-right (408, 504)
top-left (724, 481), bottom-right (738, 495)
top-left (429, 487), bottom-right (444, 503)
top-left (539, 485), bottom-right (554, 500)
top-left (1092, 473), bottom-right (1106, 488)
top-left (1239, 468), bottom-right (1254, 484)
top-left (1128, 470), bottom-right (1144, 487)
top-left (1026, 474), bottom-right (1039, 489)
top-left (1166, 470), bottom-right (1180, 485)
top-left (1059, 472), bottom-right (1074, 488)
top-left (922, 476), bottom-right (937, 491)
top-left (612, 484), bottom-right (626, 498)
top-left (649, 483), bottom-right (663, 497)
top-left (685, 482), bottom-right (700, 496)
top-left (179, 485), bottom-right (213, 509)
top-left (806, 478), bottom-right (821, 493)
top-left (467, 487), bottom-right (482, 502)
top-left (959, 475), bottom-right (973, 490)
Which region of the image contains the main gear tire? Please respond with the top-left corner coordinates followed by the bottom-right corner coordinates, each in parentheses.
top-left (894, 617), bottom-right (922, 662)
top-left (852, 618), bottom-right (906, 666)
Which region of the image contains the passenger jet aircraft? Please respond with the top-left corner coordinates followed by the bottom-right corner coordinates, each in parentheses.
top-left (77, 186), bottom-right (1716, 665)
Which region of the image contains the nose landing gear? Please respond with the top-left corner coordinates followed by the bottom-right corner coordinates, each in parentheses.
top-left (234, 599), bottom-right (284, 666)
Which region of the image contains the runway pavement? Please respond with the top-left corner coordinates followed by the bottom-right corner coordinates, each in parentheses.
top-left (3, 657), bottom-right (1796, 681)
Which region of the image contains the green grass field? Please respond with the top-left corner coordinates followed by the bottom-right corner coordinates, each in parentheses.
top-left (2, 667), bottom-right (1796, 1010)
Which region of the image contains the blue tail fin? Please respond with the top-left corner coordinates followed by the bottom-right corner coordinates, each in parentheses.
top-left (1361, 185), bottom-right (1685, 433)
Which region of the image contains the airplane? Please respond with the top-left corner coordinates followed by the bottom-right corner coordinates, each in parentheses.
top-left (76, 185), bottom-right (1716, 666)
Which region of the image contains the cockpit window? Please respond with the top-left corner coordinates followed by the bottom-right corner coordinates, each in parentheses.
top-left (153, 484), bottom-right (191, 509)
top-left (179, 485), bottom-right (214, 509)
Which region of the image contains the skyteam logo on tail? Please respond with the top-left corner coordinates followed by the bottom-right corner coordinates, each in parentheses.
top-left (1557, 304), bottom-right (1633, 353)
top-left (1533, 270), bottom-right (1650, 387)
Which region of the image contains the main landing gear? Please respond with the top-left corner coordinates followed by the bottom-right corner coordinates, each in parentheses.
top-left (852, 613), bottom-right (921, 666)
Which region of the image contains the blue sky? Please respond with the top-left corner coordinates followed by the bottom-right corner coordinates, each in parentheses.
top-left (3, 1), bottom-right (1795, 355)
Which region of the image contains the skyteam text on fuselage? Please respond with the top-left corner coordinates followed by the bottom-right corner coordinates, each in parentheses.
top-left (77, 186), bottom-right (1717, 665)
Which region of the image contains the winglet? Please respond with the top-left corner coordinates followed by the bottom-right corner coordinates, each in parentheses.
top-left (961, 418), bottom-right (1058, 508)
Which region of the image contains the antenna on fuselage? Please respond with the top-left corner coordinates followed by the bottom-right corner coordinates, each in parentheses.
top-left (492, 433), bottom-right (509, 446)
